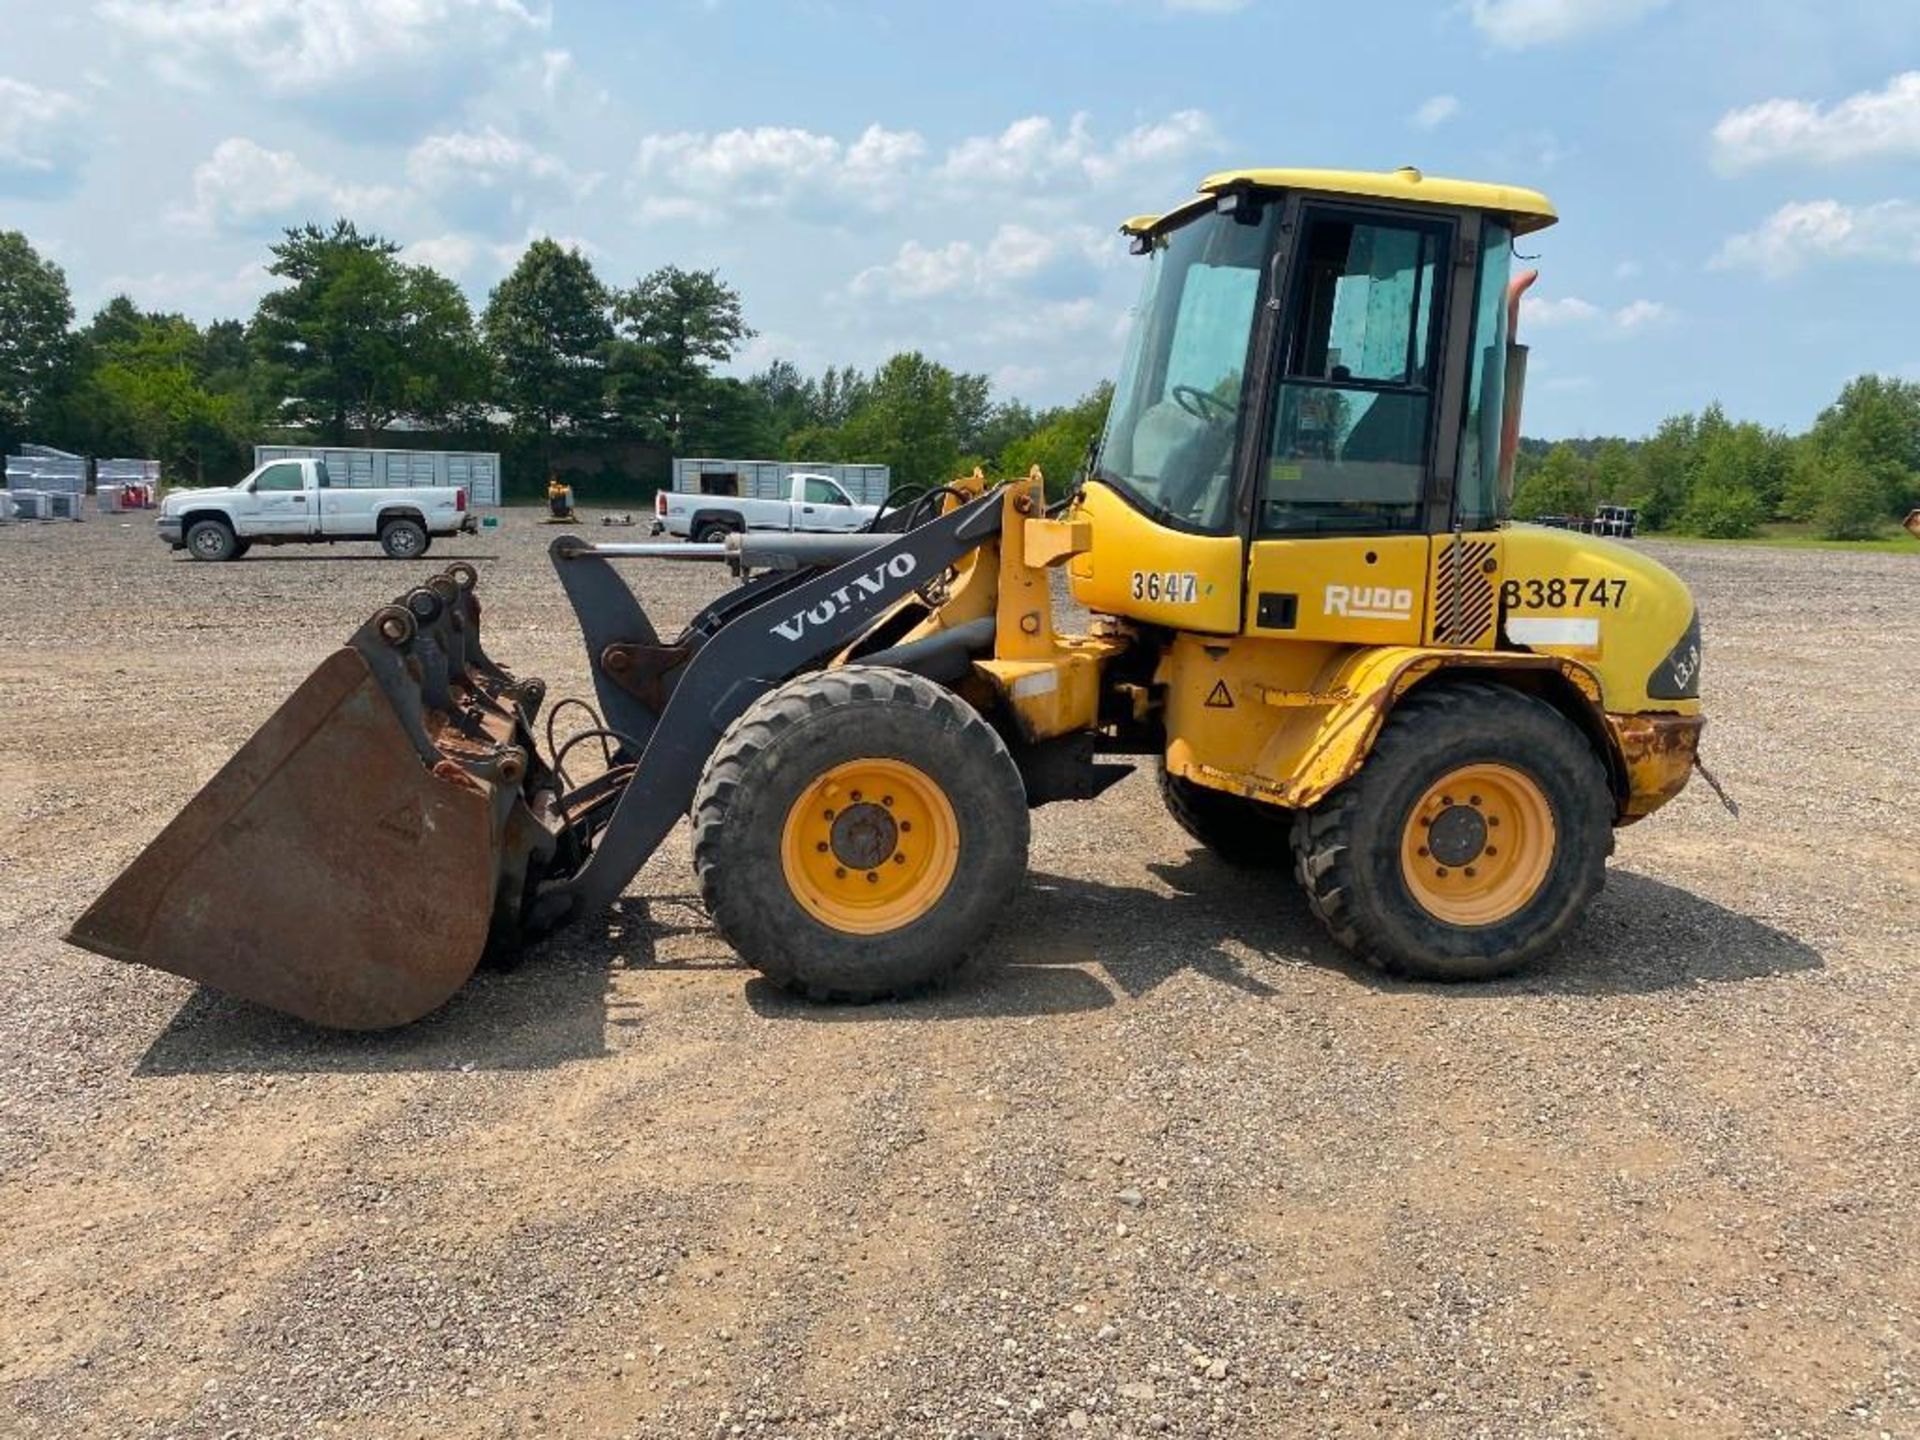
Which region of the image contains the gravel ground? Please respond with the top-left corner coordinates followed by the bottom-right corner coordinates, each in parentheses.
top-left (1, 511), bottom-right (1915, 1440)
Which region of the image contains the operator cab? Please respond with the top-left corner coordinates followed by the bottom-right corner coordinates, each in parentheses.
top-left (1094, 167), bottom-right (1557, 545)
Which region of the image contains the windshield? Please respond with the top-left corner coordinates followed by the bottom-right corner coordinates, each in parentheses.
top-left (1096, 205), bottom-right (1275, 533)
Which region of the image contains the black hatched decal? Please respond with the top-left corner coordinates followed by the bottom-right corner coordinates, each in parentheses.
top-left (1433, 539), bottom-right (1497, 646)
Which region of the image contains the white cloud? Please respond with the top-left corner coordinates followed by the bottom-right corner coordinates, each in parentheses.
top-left (1466, 0), bottom-right (1668, 49)
top-left (1711, 72), bottom-right (1920, 171)
top-left (174, 136), bottom-right (395, 233)
top-left (630, 110), bottom-right (1218, 224)
top-left (1411, 95), bottom-right (1461, 130)
top-left (0, 77), bottom-right (87, 192)
top-left (99, 0), bottom-right (545, 127)
top-left (407, 126), bottom-right (600, 234)
top-left (1523, 293), bottom-right (1672, 335)
top-left (632, 123), bottom-right (926, 223)
top-left (850, 224), bottom-right (1112, 303)
top-left (86, 261), bottom-right (273, 319)
top-left (939, 110), bottom-right (1219, 190)
top-left (1712, 198), bottom-right (1920, 278)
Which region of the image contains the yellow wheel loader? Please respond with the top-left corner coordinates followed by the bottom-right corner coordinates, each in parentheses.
top-left (68, 168), bottom-right (1708, 1029)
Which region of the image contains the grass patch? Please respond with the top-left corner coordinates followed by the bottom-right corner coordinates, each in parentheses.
top-left (1646, 521), bottom-right (1918, 554)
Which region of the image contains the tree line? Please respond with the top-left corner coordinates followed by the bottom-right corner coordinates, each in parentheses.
top-left (0, 222), bottom-right (1109, 502)
top-left (1513, 377), bottom-right (1919, 541)
top-left (0, 219), bottom-right (1914, 534)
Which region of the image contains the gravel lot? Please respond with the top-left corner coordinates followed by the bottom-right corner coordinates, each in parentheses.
top-left (1, 510), bottom-right (1915, 1440)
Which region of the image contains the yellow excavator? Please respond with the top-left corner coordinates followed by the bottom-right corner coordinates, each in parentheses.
top-left (69, 167), bottom-right (1707, 1028)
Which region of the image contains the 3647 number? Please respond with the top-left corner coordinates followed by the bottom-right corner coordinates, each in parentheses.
top-left (1501, 577), bottom-right (1628, 610)
top-left (1130, 570), bottom-right (1199, 604)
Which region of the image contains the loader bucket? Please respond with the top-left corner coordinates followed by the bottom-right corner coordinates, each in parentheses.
top-left (66, 566), bottom-right (562, 1030)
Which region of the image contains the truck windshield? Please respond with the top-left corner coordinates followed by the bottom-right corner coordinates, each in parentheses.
top-left (1096, 204), bottom-right (1275, 534)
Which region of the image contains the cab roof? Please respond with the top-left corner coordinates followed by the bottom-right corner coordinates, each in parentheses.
top-left (1122, 166), bottom-right (1558, 238)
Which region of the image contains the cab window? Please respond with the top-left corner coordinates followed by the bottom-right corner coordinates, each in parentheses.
top-left (254, 463), bottom-right (305, 494)
top-left (1261, 211), bottom-right (1448, 535)
top-left (803, 477), bottom-right (845, 505)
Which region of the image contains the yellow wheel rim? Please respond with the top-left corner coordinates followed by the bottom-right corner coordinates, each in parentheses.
top-left (780, 758), bottom-right (960, 935)
top-left (1399, 763), bottom-right (1556, 926)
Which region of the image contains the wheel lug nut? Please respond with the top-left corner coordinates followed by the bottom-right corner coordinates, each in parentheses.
top-left (865, 871), bottom-right (878, 884)
top-left (816, 841), bottom-right (829, 853)
top-left (824, 808), bottom-right (835, 820)
top-left (851, 790), bottom-right (862, 802)
top-left (900, 821), bottom-right (912, 832)
top-left (893, 853), bottom-right (906, 864)
top-left (1464, 866), bottom-right (1477, 877)
top-left (1470, 795), bottom-right (1482, 806)
top-left (882, 795), bottom-right (894, 807)
top-left (1486, 845), bottom-right (1498, 856)
top-left (1436, 867), bottom-right (1449, 877)
top-left (1417, 847), bottom-right (1429, 858)
top-left (1487, 816), bottom-right (1499, 827)
top-left (1441, 795), bottom-right (1453, 806)
top-left (834, 867), bottom-right (846, 879)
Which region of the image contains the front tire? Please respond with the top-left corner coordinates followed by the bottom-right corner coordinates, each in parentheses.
top-left (1292, 683), bottom-right (1613, 981)
top-left (692, 666), bottom-right (1030, 1001)
top-left (380, 518), bottom-right (428, 559)
top-left (185, 519), bottom-right (236, 562)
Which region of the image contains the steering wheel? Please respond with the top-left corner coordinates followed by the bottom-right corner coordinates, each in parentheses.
top-left (1172, 383), bottom-right (1238, 426)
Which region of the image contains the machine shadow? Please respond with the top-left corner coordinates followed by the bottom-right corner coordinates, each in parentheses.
top-left (745, 849), bottom-right (1823, 1023)
top-left (138, 853), bottom-right (1823, 1066)
top-left (131, 895), bottom-right (685, 1077)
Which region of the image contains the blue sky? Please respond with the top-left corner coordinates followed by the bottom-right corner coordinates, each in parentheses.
top-left (2, 0), bottom-right (1917, 436)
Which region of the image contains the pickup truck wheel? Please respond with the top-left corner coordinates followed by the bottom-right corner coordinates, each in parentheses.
top-left (379, 518), bottom-right (428, 559)
top-left (695, 522), bottom-right (734, 544)
top-left (185, 519), bottom-right (237, 562)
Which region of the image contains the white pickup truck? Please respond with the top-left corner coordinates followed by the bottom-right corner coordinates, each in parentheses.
top-left (652, 472), bottom-right (880, 542)
top-left (158, 456), bottom-right (477, 561)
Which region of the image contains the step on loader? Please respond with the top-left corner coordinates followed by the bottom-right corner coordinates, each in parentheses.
top-left (68, 168), bottom-right (1711, 1029)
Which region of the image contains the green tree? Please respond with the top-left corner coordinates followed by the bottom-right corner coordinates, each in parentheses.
top-left (607, 266), bottom-right (752, 447)
top-left (482, 238), bottom-right (613, 459)
top-left (1512, 442), bottom-right (1594, 518)
top-left (834, 352), bottom-right (963, 492)
top-left (252, 220), bottom-right (485, 444)
top-left (91, 315), bottom-right (248, 484)
top-left (1682, 421), bottom-right (1768, 537)
top-left (1635, 413), bottom-right (1698, 531)
top-left (0, 230), bottom-right (74, 450)
top-left (1811, 450), bottom-right (1891, 540)
top-left (998, 384), bottom-right (1111, 500)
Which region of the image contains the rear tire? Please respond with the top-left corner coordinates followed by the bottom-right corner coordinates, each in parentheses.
top-left (1292, 682), bottom-right (1613, 981)
top-left (185, 519), bottom-right (236, 562)
top-left (380, 518), bottom-right (428, 559)
top-left (692, 666), bottom-right (1029, 1001)
top-left (695, 522), bottom-right (734, 544)
top-left (1159, 764), bottom-right (1292, 868)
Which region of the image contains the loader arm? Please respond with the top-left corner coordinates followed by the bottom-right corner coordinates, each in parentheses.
top-left (530, 487), bottom-right (1008, 931)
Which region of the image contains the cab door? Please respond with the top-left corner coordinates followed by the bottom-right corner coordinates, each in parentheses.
top-left (1243, 206), bottom-right (1453, 646)
top-left (250, 461), bottom-right (314, 536)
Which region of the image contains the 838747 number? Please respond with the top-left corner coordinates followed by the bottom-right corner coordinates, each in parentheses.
top-left (1501, 577), bottom-right (1628, 610)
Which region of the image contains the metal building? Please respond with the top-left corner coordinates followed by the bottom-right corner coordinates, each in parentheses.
top-left (4, 444), bottom-right (87, 495)
top-left (254, 445), bottom-right (502, 507)
top-left (672, 457), bottom-right (892, 506)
